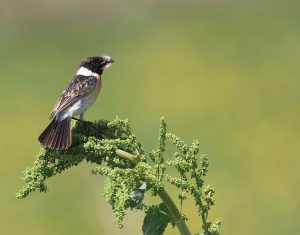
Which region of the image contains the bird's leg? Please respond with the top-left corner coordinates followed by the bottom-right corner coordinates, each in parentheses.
top-left (72, 114), bottom-right (91, 124)
top-left (80, 113), bottom-right (85, 121)
top-left (72, 117), bottom-right (88, 123)
top-left (72, 117), bottom-right (83, 122)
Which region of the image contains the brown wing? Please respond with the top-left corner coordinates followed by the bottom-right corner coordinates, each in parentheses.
top-left (49, 75), bottom-right (98, 119)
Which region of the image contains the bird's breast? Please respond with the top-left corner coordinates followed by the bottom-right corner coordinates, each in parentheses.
top-left (77, 77), bottom-right (101, 110)
top-left (57, 77), bottom-right (102, 120)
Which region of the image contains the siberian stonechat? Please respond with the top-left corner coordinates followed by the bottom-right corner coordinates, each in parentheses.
top-left (38, 55), bottom-right (114, 150)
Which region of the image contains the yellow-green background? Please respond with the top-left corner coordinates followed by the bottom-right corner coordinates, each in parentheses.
top-left (0, 0), bottom-right (299, 234)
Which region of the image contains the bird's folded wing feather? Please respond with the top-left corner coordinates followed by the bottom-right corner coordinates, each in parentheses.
top-left (49, 75), bottom-right (98, 119)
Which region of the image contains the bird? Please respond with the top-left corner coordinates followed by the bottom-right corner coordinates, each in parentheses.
top-left (38, 55), bottom-right (115, 150)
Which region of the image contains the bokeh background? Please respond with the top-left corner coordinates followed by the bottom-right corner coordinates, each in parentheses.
top-left (0, 0), bottom-right (299, 234)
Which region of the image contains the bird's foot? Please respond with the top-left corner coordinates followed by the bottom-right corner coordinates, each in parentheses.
top-left (72, 117), bottom-right (91, 124)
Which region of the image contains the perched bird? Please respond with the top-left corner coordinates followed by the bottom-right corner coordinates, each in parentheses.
top-left (38, 55), bottom-right (115, 150)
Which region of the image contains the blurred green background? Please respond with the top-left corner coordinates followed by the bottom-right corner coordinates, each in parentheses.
top-left (0, 0), bottom-right (299, 234)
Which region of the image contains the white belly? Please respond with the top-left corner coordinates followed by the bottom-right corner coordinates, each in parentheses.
top-left (56, 80), bottom-right (101, 121)
top-left (69, 94), bottom-right (98, 116)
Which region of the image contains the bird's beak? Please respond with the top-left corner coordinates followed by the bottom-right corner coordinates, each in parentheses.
top-left (109, 58), bottom-right (115, 63)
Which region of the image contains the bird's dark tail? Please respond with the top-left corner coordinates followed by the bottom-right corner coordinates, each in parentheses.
top-left (38, 117), bottom-right (72, 150)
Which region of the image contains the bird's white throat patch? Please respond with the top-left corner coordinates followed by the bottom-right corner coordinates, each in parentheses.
top-left (76, 67), bottom-right (99, 77)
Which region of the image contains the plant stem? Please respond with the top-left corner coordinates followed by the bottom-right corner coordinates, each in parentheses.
top-left (116, 149), bottom-right (192, 235)
top-left (116, 149), bottom-right (140, 164)
top-left (198, 197), bottom-right (208, 233)
top-left (158, 189), bottom-right (192, 235)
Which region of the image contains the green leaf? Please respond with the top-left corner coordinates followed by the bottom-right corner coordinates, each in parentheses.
top-left (130, 182), bottom-right (151, 206)
top-left (142, 203), bottom-right (171, 235)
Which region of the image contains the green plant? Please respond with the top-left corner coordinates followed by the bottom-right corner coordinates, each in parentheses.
top-left (17, 117), bottom-right (221, 235)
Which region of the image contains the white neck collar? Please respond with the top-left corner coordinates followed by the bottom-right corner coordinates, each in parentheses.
top-left (76, 67), bottom-right (99, 77)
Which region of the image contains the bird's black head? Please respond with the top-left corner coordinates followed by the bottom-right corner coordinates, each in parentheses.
top-left (79, 55), bottom-right (115, 75)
